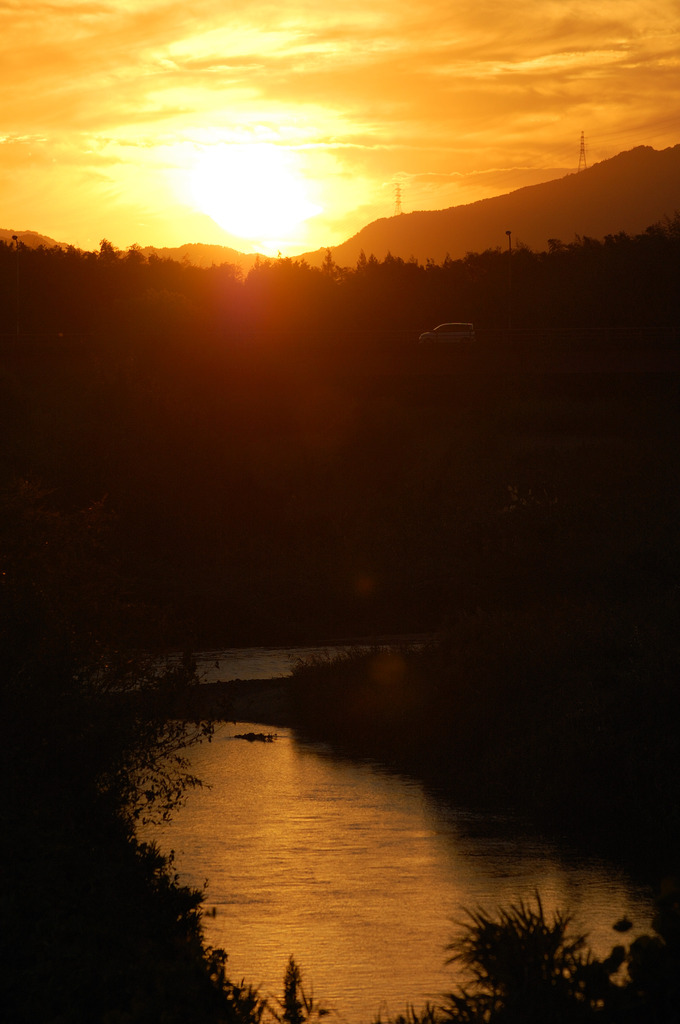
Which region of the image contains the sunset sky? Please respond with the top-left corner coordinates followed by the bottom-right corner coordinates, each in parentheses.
top-left (2, 0), bottom-right (680, 256)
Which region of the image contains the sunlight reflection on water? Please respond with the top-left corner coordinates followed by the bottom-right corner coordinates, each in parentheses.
top-left (143, 722), bottom-right (652, 1024)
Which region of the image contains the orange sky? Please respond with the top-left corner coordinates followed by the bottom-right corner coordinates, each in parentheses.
top-left (2, 1), bottom-right (680, 256)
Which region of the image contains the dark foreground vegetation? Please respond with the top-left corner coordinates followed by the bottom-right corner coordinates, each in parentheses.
top-left (394, 892), bottom-right (680, 1024)
top-left (3, 214), bottom-right (680, 340)
top-left (2, 222), bottom-right (679, 1019)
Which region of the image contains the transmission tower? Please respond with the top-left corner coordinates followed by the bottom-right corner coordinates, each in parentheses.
top-left (393, 183), bottom-right (403, 215)
top-left (578, 132), bottom-right (588, 172)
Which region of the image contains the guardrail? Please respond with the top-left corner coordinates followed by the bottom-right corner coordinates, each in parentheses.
top-left (2, 327), bottom-right (678, 355)
top-left (475, 327), bottom-right (680, 350)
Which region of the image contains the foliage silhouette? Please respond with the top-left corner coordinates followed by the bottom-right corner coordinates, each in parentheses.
top-left (3, 212), bottom-right (680, 339)
top-left (0, 478), bottom-right (231, 1021)
top-left (374, 885), bottom-right (680, 1024)
top-left (271, 957), bottom-right (329, 1024)
top-left (443, 896), bottom-right (622, 1023)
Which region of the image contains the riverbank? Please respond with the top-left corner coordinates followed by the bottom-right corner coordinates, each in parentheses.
top-left (183, 677), bottom-right (296, 726)
top-left (256, 600), bottom-right (680, 888)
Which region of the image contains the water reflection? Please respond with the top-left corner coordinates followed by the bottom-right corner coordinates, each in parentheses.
top-left (193, 636), bottom-right (431, 683)
top-left (143, 722), bottom-right (651, 1024)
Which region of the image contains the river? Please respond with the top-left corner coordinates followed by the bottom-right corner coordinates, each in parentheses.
top-left (190, 637), bottom-right (430, 684)
top-left (143, 644), bottom-right (652, 1023)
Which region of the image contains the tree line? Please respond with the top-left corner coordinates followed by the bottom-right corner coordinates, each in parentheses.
top-left (2, 213), bottom-right (680, 343)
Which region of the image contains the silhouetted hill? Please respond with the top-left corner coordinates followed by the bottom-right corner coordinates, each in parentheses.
top-left (5, 145), bottom-right (679, 269)
top-left (138, 241), bottom-right (260, 271)
top-left (0, 228), bottom-right (66, 249)
top-left (302, 145), bottom-right (680, 266)
top-left (0, 230), bottom-right (259, 269)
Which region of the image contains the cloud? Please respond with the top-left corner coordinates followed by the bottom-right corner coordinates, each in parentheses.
top-left (2, 0), bottom-right (679, 250)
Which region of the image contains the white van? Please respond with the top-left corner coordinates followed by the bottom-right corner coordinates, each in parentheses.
top-left (418, 322), bottom-right (476, 343)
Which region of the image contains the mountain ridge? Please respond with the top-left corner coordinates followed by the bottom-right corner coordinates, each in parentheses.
top-left (0, 228), bottom-right (65, 249)
top-left (301, 144), bottom-right (680, 266)
top-left (4, 144), bottom-right (679, 268)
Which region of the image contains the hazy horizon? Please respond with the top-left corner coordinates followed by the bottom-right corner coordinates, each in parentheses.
top-left (3, 1), bottom-right (680, 256)
top-left (6, 141), bottom-right (680, 266)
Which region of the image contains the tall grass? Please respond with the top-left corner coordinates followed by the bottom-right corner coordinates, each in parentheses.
top-left (374, 883), bottom-right (680, 1024)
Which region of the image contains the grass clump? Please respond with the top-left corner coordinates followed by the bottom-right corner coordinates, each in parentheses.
top-left (377, 883), bottom-right (680, 1024)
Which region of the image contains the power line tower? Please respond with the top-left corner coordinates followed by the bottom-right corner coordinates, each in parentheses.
top-left (578, 131), bottom-right (588, 172)
top-left (393, 183), bottom-right (403, 215)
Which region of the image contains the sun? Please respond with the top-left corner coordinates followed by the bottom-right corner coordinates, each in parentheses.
top-left (189, 143), bottom-right (322, 253)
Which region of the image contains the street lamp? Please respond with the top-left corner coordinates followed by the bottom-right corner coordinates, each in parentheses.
top-left (12, 235), bottom-right (19, 339)
top-left (505, 230), bottom-right (512, 334)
